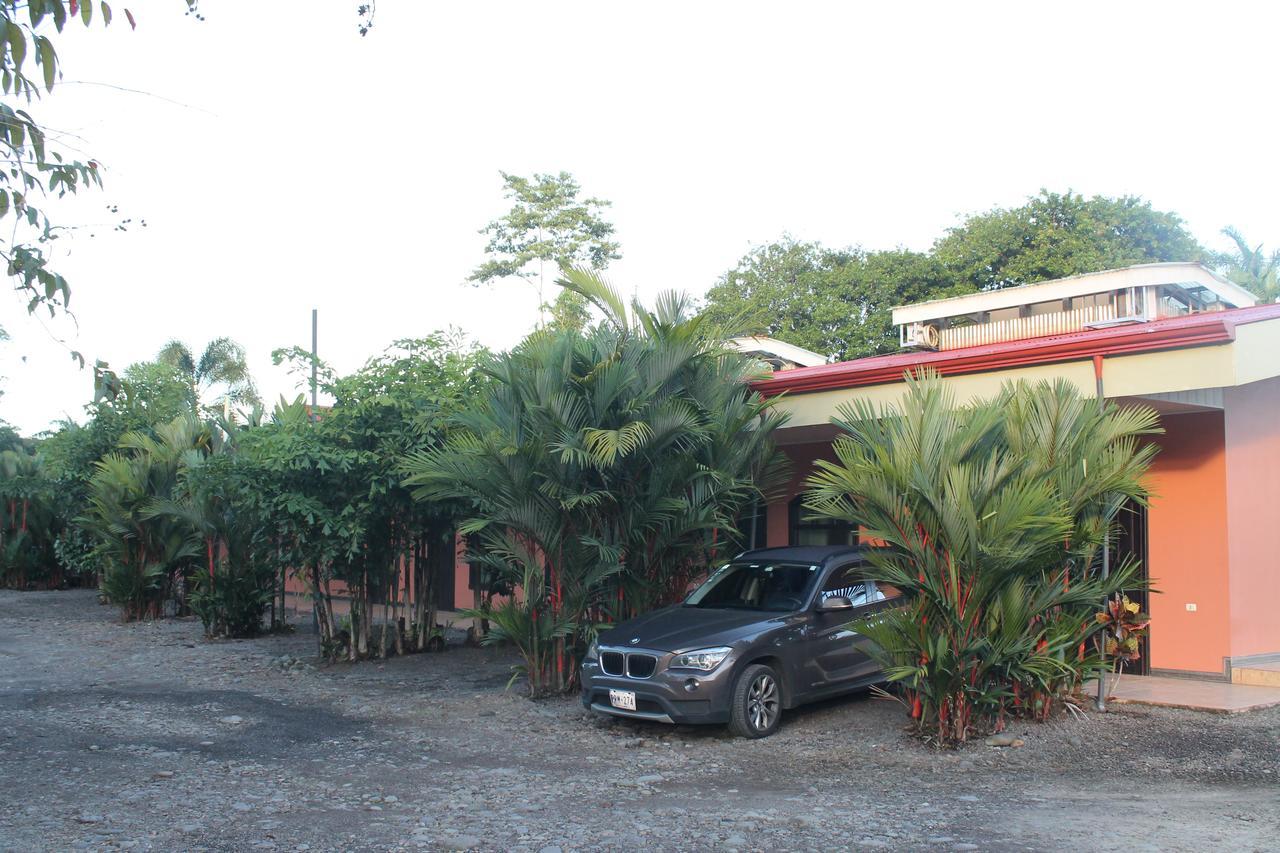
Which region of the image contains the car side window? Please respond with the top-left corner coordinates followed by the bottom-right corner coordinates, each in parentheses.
top-left (819, 564), bottom-right (869, 607)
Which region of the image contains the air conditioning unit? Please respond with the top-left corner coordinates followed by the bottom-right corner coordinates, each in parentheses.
top-left (900, 323), bottom-right (940, 350)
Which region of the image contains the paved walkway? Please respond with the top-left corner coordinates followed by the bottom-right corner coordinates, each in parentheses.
top-left (1098, 673), bottom-right (1280, 713)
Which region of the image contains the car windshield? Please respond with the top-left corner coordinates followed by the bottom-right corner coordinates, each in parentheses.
top-left (684, 561), bottom-right (818, 612)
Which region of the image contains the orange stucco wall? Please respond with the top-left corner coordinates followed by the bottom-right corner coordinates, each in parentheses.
top-left (1224, 376), bottom-right (1280, 661)
top-left (769, 411), bottom-right (1245, 676)
top-left (1144, 411), bottom-right (1232, 674)
top-left (285, 533), bottom-right (471, 618)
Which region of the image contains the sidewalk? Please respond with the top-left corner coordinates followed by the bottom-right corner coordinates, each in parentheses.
top-left (1094, 673), bottom-right (1280, 713)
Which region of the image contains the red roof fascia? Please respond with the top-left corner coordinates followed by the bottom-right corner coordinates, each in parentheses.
top-left (752, 303), bottom-right (1280, 397)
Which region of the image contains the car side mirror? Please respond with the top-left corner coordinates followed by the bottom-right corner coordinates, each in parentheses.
top-left (818, 595), bottom-right (853, 612)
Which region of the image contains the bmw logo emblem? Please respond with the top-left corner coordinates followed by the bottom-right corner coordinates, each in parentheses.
top-left (629, 637), bottom-right (640, 645)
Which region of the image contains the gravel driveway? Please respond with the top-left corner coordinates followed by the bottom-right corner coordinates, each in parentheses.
top-left (1, 590), bottom-right (1277, 852)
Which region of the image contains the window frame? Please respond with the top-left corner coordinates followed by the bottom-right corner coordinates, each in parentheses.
top-left (788, 495), bottom-right (858, 548)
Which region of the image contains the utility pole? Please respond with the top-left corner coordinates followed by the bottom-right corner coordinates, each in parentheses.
top-left (310, 308), bottom-right (318, 420)
top-left (309, 307), bottom-right (320, 636)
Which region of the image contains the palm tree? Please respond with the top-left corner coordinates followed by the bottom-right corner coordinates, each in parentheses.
top-left (403, 267), bottom-right (790, 695)
top-left (803, 372), bottom-right (1160, 743)
top-left (156, 337), bottom-right (261, 415)
top-left (81, 415), bottom-right (215, 620)
top-left (1218, 226), bottom-right (1280, 303)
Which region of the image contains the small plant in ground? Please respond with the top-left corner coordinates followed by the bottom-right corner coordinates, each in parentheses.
top-left (1097, 592), bottom-right (1151, 675)
top-left (188, 558), bottom-right (275, 638)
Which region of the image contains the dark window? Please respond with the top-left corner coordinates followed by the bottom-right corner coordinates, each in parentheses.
top-left (686, 561), bottom-right (818, 612)
top-left (789, 495), bottom-right (857, 547)
top-left (819, 564), bottom-right (869, 606)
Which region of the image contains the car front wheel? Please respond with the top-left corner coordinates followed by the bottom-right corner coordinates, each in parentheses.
top-left (728, 663), bottom-right (782, 738)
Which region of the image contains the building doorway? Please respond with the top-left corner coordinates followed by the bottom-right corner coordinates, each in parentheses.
top-left (1114, 499), bottom-right (1150, 675)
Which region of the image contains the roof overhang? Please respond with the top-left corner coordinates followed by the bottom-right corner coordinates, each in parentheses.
top-left (728, 336), bottom-right (828, 368)
top-left (891, 263), bottom-right (1257, 326)
top-left (755, 303), bottom-right (1280, 398)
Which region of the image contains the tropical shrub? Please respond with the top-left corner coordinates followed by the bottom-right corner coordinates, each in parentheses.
top-left (404, 269), bottom-right (789, 695)
top-left (158, 447), bottom-right (278, 638)
top-left (804, 372), bottom-right (1159, 744)
top-left (0, 448), bottom-right (65, 588)
top-left (80, 416), bottom-right (215, 620)
top-left (189, 557), bottom-right (275, 638)
top-left (1096, 593), bottom-right (1151, 673)
top-left (242, 335), bottom-right (486, 660)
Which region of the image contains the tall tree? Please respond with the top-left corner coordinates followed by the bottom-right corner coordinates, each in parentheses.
top-left (933, 190), bottom-right (1207, 292)
top-left (156, 337), bottom-right (260, 414)
top-left (702, 192), bottom-right (1211, 361)
top-left (699, 238), bottom-right (955, 362)
top-left (1216, 226), bottom-right (1279, 303)
top-left (469, 171), bottom-right (621, 320)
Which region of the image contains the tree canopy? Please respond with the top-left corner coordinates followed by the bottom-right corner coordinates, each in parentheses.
top-left (933, 190), bottom-right (1207, 292)
top-left (699, 238), bottom-right (956, 362)
top-left (469, 171), bottom-right (621, 318)
top-left (700, 190), bottom-right (1212, 362)
top-left (156, 337), bottom-right (260, 413)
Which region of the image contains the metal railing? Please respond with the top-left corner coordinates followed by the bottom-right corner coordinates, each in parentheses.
top-left (938, 304), bottom-right (1118, 350)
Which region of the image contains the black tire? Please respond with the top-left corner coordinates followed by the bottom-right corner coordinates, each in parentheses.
top-left (728, 663), bottom-right (783, 738)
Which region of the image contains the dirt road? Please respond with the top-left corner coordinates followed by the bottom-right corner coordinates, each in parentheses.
top-left (1, 590), bottom-right (1276, 851)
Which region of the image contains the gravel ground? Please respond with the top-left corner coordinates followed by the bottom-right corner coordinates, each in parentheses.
top-left (1, 590), bottom-right (1277, 852)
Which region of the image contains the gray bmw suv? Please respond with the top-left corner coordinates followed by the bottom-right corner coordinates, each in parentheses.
top-left (580, 545), bottom-right (901, 738)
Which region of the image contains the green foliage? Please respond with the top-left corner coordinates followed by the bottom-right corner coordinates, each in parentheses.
top-left (36, 358), bottom-right (201, 579)
top-left (702, 191), bottom-right (1209, 361)
top-left (0, 446), bottom-right (63, 587)
top-left (700, 237), bottom-right (957, 362)
top-left (933, 190), bottom-right (1206, 292)
top-left (546, 288), bottom-right (592, 335)
top-left (469, 171), bottom-right (621, 316)
top-left (189, 555), bottom-right (275, 639)
top-left (0, 1), bottom-right (196, 359)
top-left (405, 269), bottom-right (790, 695)
top-left (80, 415), bottom-right (214, 619)
top-left (121, 361), bottom-right (199, 419)
top-left (1214, 226), bottom-right (1279, 303)
top-left (243, 333), bottom-right (487, 659)
top-left (804, 372), bottom-right (1160, 744)
top-left (156, 337), bottom-right (260, 413)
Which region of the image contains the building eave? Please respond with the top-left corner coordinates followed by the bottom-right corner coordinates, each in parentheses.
top-left (753, 303), bottom-right (1280, 397)
top-left (891, 262), bottom-right (1257, 326)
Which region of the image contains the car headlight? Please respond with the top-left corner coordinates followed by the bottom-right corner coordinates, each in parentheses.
top-left (585, 639), bottom-right (599, 662)
top-left (670, 647), bottom-right (732, 672)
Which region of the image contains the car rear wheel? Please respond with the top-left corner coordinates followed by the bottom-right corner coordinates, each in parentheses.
top-left (728, 663), bottom-right (782, 738)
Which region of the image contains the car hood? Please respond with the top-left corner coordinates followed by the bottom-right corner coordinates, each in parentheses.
top-left (599, 605), bottom-right (785, 653)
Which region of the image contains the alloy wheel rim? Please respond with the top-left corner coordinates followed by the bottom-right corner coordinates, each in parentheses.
top-left (747, 673), bottom-right (779, 730)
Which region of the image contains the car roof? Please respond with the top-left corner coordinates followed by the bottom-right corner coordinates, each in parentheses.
top-left (730, 545), bottom-right (866, 566)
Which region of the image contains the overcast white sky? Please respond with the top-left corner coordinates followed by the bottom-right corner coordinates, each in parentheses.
top-left (2, 0), bottom-right (1278, 434)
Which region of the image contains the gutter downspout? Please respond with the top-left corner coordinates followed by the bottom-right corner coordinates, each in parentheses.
top-left (1093, 354), bottom-right (1110, 712)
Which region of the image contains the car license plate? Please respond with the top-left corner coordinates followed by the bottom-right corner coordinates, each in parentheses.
top-left (609, 689), bottom-right (637, 711)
